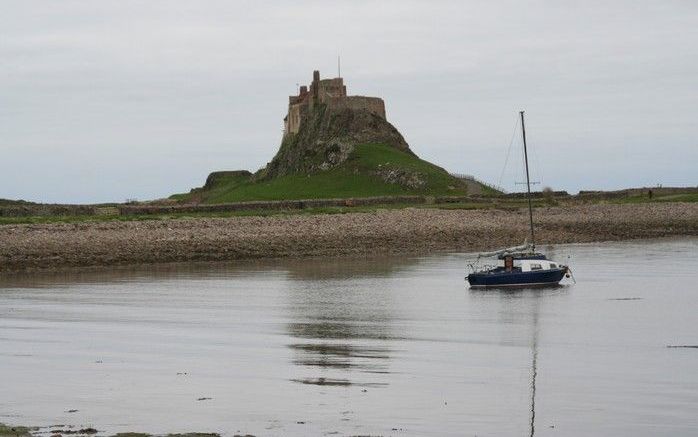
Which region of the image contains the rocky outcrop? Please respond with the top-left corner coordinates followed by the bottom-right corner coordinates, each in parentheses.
top-left (259, 104), bottom-right (412, 180)
top-left (373, 165), bottom-right (428, 189)
top-left (203, 170), bottom-right (252, 189)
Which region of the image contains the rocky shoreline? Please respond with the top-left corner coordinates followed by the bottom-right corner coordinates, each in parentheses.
top-left (1, 203), bottom-right (696, 273)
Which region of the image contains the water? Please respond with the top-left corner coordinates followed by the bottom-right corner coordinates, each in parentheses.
top-left (1, 238), bottom-right (697, 436)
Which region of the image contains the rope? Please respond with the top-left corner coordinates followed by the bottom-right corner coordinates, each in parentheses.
top-left (530, 132), bottom-right (544, 189)
top-left (497, 115), bottom-right (520, 190)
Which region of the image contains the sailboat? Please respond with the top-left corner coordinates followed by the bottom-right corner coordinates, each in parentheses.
top-left (466, 111), bottom-right (573, 288)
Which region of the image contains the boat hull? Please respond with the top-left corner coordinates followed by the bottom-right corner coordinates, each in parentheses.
top-left (467, 268), bottom-right (567, 288)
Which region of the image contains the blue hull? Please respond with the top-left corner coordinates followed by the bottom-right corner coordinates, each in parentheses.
top-left (467, 268), bottom-right (566, 288)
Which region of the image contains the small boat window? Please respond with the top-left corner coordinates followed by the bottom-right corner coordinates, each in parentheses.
top-left (530, 263), bottom-right (542, 270)
top-left (550, 263), bottom-right (557, 268)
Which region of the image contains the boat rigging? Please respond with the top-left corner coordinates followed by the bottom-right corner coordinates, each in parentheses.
top-left (466, 111), bottom-right (574, 288)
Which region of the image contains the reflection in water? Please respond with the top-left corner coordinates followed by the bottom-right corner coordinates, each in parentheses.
top-left (286, 317), bottom-right (393, 386)
top-left (530, 297), bottom-right (540, 437)
top-left (282, 257), bottom-right (407, 387)
top-left (286, 318), bottom-right (393, 386)
top-left (289, 343), bottom-right (390, 372)
top-left (290, 377), bottom-right (388, 388)
top-left (0, 253), bottom-right (416, 392)
top-left (0, 253), bottom-right (421, 288)
top-left (0, 253), bottom-right (417, 389)
top-left (471, 287), bottom-right (551, 435)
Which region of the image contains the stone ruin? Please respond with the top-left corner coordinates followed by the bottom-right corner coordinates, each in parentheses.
top-left (283, 70), bottom-right (386, 136)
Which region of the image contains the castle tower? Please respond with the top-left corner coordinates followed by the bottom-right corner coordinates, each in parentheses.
top-left (312, 70), bottom-right (320, 105)
top-left (284, 69), bottom-right (386, 137)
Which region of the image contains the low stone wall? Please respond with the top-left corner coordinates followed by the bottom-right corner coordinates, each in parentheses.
top-left (503, 191), bottom-right (570, 199)
top-left (118, 195), bottom-right (429, 215)
top-left (0, 195), bottom-right (524, 218)
top-left (5, 187), bottom-right (697, 219)
top-left (577, 187), bottom-right (697, 200)
top-left (0, 204), bottom-right (98, 217)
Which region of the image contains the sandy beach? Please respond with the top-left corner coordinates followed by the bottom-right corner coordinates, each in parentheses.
top-left (1, 202), bottom-right (697, 272)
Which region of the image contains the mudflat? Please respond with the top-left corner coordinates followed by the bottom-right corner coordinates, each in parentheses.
top-left (1, 203), bottom-right (697, 272)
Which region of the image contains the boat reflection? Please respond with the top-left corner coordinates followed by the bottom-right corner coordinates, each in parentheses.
top-left (529, 296), bottom-right (540, 437)
top-left (469, 287), bottom-right (549, 436)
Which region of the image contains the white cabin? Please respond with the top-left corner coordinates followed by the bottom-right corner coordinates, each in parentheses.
top-left (514, 259), bottom-right (561, 272)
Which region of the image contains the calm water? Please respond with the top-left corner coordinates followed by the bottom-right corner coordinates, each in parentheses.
top-left (1, 238), bottom-right (697, 436)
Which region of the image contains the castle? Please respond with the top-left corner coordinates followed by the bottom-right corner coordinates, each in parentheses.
top-left (284, 70), bottom-right (386, 136)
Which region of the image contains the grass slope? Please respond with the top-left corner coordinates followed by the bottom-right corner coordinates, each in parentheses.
top-left (176, 143), bottom-right (470, 204)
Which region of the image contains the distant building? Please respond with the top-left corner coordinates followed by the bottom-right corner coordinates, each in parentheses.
top-left (284, 70), bottom-right (386, 136)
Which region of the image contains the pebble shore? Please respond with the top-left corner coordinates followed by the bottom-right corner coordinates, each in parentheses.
top-left (1, 203), bottom-right (696, 272)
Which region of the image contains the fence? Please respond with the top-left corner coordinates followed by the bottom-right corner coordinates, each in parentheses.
top-left (449, 173), bottom-right (508, 194)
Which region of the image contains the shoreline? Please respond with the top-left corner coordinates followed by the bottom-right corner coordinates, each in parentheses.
top-left (1, 203), bottom-right (697, 273)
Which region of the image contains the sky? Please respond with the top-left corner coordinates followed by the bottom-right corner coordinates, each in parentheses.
top-left (1, 1), bottom-right (697, 204)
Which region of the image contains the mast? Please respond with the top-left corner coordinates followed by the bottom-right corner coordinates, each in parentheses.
top-left (520, 111), bottom-right (535, 250)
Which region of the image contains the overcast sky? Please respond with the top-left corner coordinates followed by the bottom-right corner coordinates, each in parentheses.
top-left (1, 1), bottom-right (696, 203)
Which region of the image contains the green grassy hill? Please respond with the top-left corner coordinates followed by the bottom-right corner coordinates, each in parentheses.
top-left (172, 143), bottom-right (477, 204)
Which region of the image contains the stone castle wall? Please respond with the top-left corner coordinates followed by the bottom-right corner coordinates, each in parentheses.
top-left (284, 70), bottom-right (385, 135)
top-left (287, 104), bottom-right (304, 134)
top-left (326, 96), bottom-right (386, 119)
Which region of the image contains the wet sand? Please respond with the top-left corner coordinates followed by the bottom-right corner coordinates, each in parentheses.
top-left (1, 203), bottom-right (697, 272)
